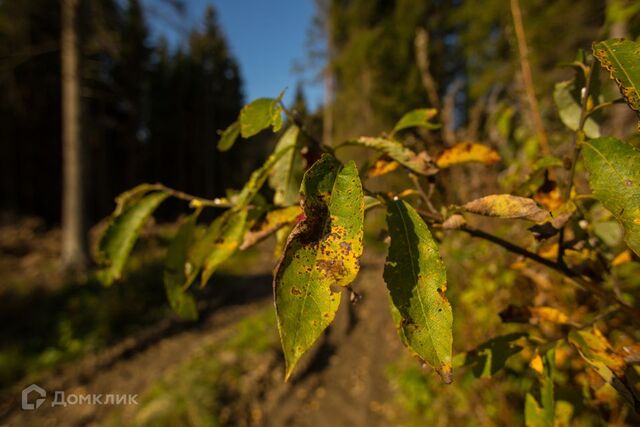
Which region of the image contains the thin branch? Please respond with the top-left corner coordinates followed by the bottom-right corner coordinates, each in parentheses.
top-left (584, 97), bottom-right (625, 119)
top-left (150, 183), bottom-right (232, 208)
top-left (279, 102), bottom-right (334, 155)
top-left (510, 0), bottom-right (550, 155)
top-left (456, 225), bottom-right (640, 321)
top-left (558, 61), bottom-right (596, 264)
top-left (409, 173), bottom-right (442, 220)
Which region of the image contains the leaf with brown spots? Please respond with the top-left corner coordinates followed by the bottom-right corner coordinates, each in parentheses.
top-left (593, 39), bottom-right (640, 125)
top-left (384, 200), bottom-right (453, 382)
top-left (436, 142), bottom-right (501, 168)
top-left (463, 194), bottom-right (550, 223)
top-left (583, 137), bottom-right (640, 256)
top-left (274, 155), bottom-right (364, 380)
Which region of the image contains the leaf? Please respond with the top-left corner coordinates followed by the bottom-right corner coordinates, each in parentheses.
top-left (269, 126), bottom-right (304, 206)
top-left (454, 333), bottom-right (526, 378)
top-left (239, 96), bottom-right (283, 138)
top-left (384, 200), bottom-right (453, 382)
top-left (200, 208), bottom-right (248, 285)
top-left (349, 137), bottom-right (438, 176)
top-left (392, 108), bottom-right (440, 134)
top-left (368, 158), bottom-right (400, 177)
top-left (583, 137), bottom-right (640, 256)
top-left (274, 155), bottom-right (364, 380)
top-left (113, 183), bottom-right (158, 216)
top-left (463, 194), bottom-right (550, 223)
top-left (97, 191), bottom-right (169, 285)
top-left (164, 212), bottom-right (199, 321)
top-left (234, 145), bottom-right (293, 209)
top-left (553, 80), bottom-right (600, 138)
top-left (593, 39), bottom-right (640, 124)
top-left (569, 328), bottom-right (639, 409)
top-left (240, 205), bottom-right (302, 250)
top-left (217, 121), bottom-right (240, 152)
top-left (525, 348), bottom-right (556, 427)
top-left (180, 209), bottom-right (244, 289)
top-left (436, 142), bottom-right (501, 168)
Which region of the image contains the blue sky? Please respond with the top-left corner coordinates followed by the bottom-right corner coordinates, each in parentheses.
top-left (146, 0), bottom-right (323, 110)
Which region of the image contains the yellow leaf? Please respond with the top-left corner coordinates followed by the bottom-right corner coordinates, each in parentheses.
top-left (529, 306), bottom-right (570, 325)
top-left (436, 142), bottom-right (501, 168)
top-left (463, 194), bottom-right (550, 223)
top-left (612, 250), bottom-right (632, 267)
top-left (368, 158), bottom-right (400, 177)
top-left (530, 354), bottom-right (544, 375)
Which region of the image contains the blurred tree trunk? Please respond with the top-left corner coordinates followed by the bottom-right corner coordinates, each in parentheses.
top-left (61, 0), bottom-right (87, 269)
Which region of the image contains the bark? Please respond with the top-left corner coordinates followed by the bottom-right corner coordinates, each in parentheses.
top-left (61, 0), bottom-right (87, 269)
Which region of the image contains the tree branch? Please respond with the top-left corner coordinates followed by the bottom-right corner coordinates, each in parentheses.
top-left (510, 0), bottom-right (550, 155)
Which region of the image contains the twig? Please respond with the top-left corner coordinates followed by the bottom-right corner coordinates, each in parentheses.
top-left (456, 225), bottom-right (640, 321)
top-left (510, 0), bottom-right (550, 155)
top-left (558, 61), bottom-right (596, 264)
top-left (150, 183), bottom-right (232, 208)
top-left (584, 98), bottom-right (625, 119)
top-left (279, 102), bottom-right (334, 155)
top-left (409, 174), bottom-right (442, 220)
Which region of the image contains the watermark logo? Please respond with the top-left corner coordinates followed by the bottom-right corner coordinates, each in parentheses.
top-left (21, 384), bottom-right (46, 410)
top-left (20, 384), bottom-right (137, 411)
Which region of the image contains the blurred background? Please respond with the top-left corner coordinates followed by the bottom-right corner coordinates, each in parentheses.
top-left (1, 0), bottom-right (639, 426)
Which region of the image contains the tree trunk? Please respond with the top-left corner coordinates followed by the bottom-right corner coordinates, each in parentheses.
top-left (61, 0), bottom-right (87, 269)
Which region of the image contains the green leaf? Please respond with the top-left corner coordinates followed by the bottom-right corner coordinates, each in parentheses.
top-left (164, 212), bottom-right (199, 321)
top-left (234, 145), bottom-right (293, 209)
top-left (217, 121), bottom-right (240, 152)
top-left (200, 209), bottom-right (248, 285)
top-left (553, 79), bottom-right (600, 138)
top-left (239, 96), bottom-right (283, 138)
top-left (392, 108), bottom-right (440, 134)
top-left (593, 39), bottom-right (640, 124)
top-left (240, 205), bottom-right (302, 250)
top-left (113, 183), bottom-right (158, 216)
top-left (180, 208), bottom-right (247, 289)
top-left (97, 191), bottom-right (169, 285)
top-left (454, 333), bottom-right (526, 378)
top-left (274, 155), bottom-right (364, 380)
top-left (348, 137), bottom-right (438, 176)
top-left (269, 126), bottom-right (304, 206)
top-left (384, 199), bottom-right (453, 382)
top-left (525, 348), bottom-right (556, 427)
top-left (583, 137), bottom-right (640, 256)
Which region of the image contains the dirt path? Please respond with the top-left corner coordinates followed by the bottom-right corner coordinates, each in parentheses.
top-left (2, 256), bottom-right (403, 427)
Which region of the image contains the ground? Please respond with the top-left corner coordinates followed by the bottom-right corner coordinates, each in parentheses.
top-left (0, 215), bottom-right (411, 427)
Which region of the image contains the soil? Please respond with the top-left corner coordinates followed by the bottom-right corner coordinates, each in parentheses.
top-left (0, 228), bottom-right (404, 427)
